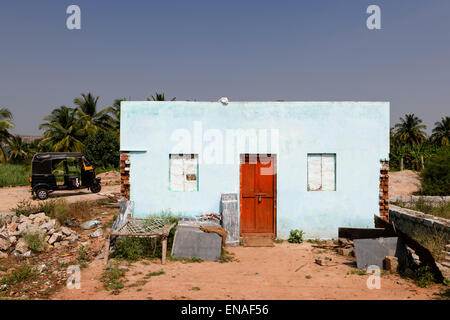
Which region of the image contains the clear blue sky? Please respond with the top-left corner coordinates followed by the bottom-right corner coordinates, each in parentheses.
top-left (0, 0), bottom-right (449, 135)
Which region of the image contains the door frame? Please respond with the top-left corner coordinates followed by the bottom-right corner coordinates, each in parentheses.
top-left (239, 153), bottom-right (277, 238)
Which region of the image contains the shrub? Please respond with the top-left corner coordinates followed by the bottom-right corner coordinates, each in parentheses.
top-left (101, 264), bottom-right (125, 295)
top-left (419, 148), bottom-right (450, 196)
top-left (414, 266), bottom-right (435, 288)
top-left (24, 231), bottom-right (46, 253)
top-left (83, 129), bottom-right (119, 169)
top-left (288, 229), bottom-right (305, 243)
top-left (1, 264), bottom-right (36, 285)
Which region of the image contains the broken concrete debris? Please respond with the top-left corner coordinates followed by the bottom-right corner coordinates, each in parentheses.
top-left (315, 256), bottom-right (334, 266)
top-left (385, 256), bottom-right (399, 272)
top-left (0, 213), bottom-right (79, 259)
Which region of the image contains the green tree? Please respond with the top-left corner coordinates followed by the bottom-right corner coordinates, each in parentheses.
top-left (394, 114), bottom-right (427, 146)
top-left (108, 98), bottom-right (127, 136)
top-left (39, 106), bottom-right (85, 152)
top-left (420, 148), bottom-right (450, 196)
top-left (7, 135), bottom-right (30, 163)
top-left (430, 116), bottom-right (450, 146)
top-left (147, 92), bottom-right (176, 101)
top-left (73, 93), bottom-right (112, 132)
top-left (83, 129), bottom-right (119, 169)
top-left (0, 108), bottom-right (14, 164)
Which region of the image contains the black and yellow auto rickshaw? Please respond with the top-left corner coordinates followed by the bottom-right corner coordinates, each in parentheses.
top-left (30, 152), bottom-right (101, 200)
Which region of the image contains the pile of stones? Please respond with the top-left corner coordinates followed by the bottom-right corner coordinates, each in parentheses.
top-left (0, 212), bottom-right (79, 259)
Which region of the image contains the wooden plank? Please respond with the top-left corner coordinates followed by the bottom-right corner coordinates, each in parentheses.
top-left (161, 238), bottom-right (167, 265)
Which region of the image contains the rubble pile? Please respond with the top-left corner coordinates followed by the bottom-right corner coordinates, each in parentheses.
top-left (0, 212), bottom-right (79, 259)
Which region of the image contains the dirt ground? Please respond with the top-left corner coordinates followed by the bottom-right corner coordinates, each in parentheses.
top-left (389, 170), bottom-right (422, 196)
top-left (0, 184), bottom-right (119, 214)
top-left (52, 242), bottom-right (444, 300)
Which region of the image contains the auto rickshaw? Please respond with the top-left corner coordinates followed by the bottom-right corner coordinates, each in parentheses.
top-left (30, 152), bottom-right (101, 200)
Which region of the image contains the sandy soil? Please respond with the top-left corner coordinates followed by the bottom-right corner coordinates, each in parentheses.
top-left (52, 242), bottom-right (443, 300)
top-left (0, 184), bottom-right (119, 214)
top-left (389, 170), bottom-right (422, 196)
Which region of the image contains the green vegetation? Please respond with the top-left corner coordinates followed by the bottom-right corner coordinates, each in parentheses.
top-left (0, 264), bottom-right (36, 285)
top-left (101, 264), bottom-right (126, 295)
top-left (23, 231), bottom-right (46, 253)
top-left (413, 266), bottom-right (436, 288)
top-left (419, 148), bottom-right (450, 196)
top-left (390, 114), bottom-right (450, 175)
top-left (0, 164), bottom-right (29, 187)
top-left (288, 229), bottom-right (305, 243)
top-left (143, 269), bottom-right (165, 279)
top-left (12, 198), bottom-right (102, 224)
top-left (83, 129), bottom-right (120, 169)
top-left (347, 269), bottom-right (367, 276)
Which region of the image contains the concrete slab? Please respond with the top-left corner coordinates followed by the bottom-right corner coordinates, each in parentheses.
top-left (171, 224), bottom-right (222, 261)
top-left (354, 237), bottom-right (407, 269)
top-left (221, 193), bottom-right (239, 246)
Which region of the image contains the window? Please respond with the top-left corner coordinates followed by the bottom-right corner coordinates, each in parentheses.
top-left (169, 154), bottom-right (198, 191)
top-left (307, 153), bottom-right (336, 191)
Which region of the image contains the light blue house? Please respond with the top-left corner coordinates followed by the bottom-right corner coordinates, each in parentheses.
top-left (120, 101), bottom-right (389, 239)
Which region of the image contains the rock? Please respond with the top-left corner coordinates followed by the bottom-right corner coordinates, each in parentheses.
top-left (385, 256), bottom-right (399, 272)
top-left (0, 284), bottom-right (7, 290)
top-left (39, 264), bottom-right (46, 273)
top-left (15, 238), bottom-right (29, 254)
top-left (0, 237), bottom-right (11, 251)
top-left (48, 228), bottom-right (56, 235)
top-left (11, 216), bottom-right (18, 224)
top-left (90, 229), bottom-right (103, 238)
top-left (0, 251), bottom-right (8, 259)
top-left (60, 241), bottom-right (70, 246)
top-left (338, 237), bottom-right (354, 246)
top-left (60, 227), bottom-right (73, 236)
top-left (80, 241), bottom-right (91, 246)
top-left (66, 234), bottom-right (79, 244)
top-left (40, 220), bottom-right (56, 231)
top-left (48, 233), bottom-right (62, 245)
top-left (80, 220), bottom-right (102, 230)
top-left (8, 222), bottom-right (18, 233)
top-left (14, 250), bottom-right (31, 257)
top-left (9, 236), bottom-right (17, 245)
top-left (315, 256), bottom-right (333, 266)
top-left (338, 248), bottom-right (353, 256)
top-left (18, 215), bottom-right (29, 223)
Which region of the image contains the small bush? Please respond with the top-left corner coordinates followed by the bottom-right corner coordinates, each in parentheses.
top-left (143, 269), bottom-right (165, 279)
top-left (414, 266), bottom-right (436, 288)
top-left (24, 231), bottom-right (46, 253)
top-left (0, 164), bottom-right (30, 187)
top-left (83, 129), bottom-right (120, 169)
top-left (288, 229), bottom-right (305, 243)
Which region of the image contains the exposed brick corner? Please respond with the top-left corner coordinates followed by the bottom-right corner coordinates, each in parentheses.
top-left (120, 152), bottom-right (130, 200)
top-left (379, 160), bottom-right (389, 221)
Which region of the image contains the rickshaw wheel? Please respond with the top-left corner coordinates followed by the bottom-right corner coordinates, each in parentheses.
top-left (36, 188), bottom-right (49, 200)
top-left (90, 183), bottom-right (101, 193)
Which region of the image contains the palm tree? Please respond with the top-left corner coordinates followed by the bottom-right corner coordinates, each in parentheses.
top-left (73, 93), bottom-right (112, 132)
top-left (430, 116), bottom-right (450, 146)
top-left (394, 114), bottom-right (427, 146)
top-left (108, 98), bottom-right (127, 134)
top-left (39, 106), bottom-right (86, 152)
top-left (147, 92), bottom-right (176, 101)
top-left (7, 135), bottom-right (29, 163)
top-left (0, 108), bottom-right (14, 164)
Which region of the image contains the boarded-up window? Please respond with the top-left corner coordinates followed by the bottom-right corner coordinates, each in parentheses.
top-left (169, 154), bottom-right (198, 191)
top-left (307, 154), bottom-right (336, 191)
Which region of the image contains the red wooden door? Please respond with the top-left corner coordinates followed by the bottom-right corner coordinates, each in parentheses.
top-left (240, 154), bottom-right (276, 237)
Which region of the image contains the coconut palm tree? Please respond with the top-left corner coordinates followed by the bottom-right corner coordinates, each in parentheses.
top-left (147, 92), bottom-right (176, 101)
top-left (39, 106), bottom-right (86, 152)
top-left (73, 93), bottom-right (112, 132)
top-left (0, 108), bottom-right (14, 164)
top-left (108, 98), bottom-right (127, 134)
top-left (7, 135), bottom-right (29, 163)
top-left (430, 116), bottom-right (450, 146)
top-left (394, 114), bottom-right (427, 146)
